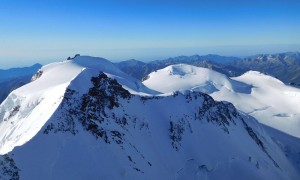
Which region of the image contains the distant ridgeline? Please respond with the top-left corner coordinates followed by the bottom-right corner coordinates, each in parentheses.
top-left (0, 63), bottom-right (42, 104)
top-left (116, 52), bottom-right (300, 86)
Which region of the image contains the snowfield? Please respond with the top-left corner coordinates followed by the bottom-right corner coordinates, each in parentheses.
top-left (0, 57), bottom-right (299, 179)
top-left (143, 64), bottom-right (300, 138)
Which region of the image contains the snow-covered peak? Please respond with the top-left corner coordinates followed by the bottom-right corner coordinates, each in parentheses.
top-left (238, 70), bottom-right (284, 86)
top-left (143, 64), bottom-right (250, 94)
top-left (72, 55), bottom-right (122, 75)
top-left (72, 56), bottom-right (157, 95)
top-left (0, 59), bottom-right (299, 179)
top-left (143, 65), bottom-right (300, 138)
top-left (15, 60), bottom-right (83, 95)
top-left (165, 64), bottom-right (197, 76)
top-left (0, 56), bottom-right (156, 154)
top-left (14, 56), bottom-right (156, 96)
top-left (0, 60), bottom-right (83, 154)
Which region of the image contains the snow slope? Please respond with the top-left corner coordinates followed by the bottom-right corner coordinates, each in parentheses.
top-left (143, 64), bottom-right (251, 94)
top-left (143, 64), bottom-right (300, 138)
top-left (0, 58), bottom-right (299, 179)
top-left (0, 56), bottom-right (155, 155)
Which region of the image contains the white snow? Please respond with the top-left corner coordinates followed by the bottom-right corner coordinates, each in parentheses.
top-left (143, 64), bottom-right (300, 138)
top-left (0, 60), bottom-right (84, 154)
top-left (0, 58), bottom-right (299, 179)
top-left (9, 85), bottom-right (299, 180)
top-left (0, 56), bottom-right (155, 155)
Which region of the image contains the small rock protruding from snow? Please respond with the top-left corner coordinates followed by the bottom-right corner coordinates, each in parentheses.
top-left (30, 70), bottom-right (43, 82)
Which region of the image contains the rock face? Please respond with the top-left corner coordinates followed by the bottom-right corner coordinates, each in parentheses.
top-left (231, 52), bottom-right (300, 84)
top-left (0, 57), bottom-right (299, 179)
top-left (30, 70), bottom-right (43, 82)
top-left (0, 155), bottom-right (19, 180)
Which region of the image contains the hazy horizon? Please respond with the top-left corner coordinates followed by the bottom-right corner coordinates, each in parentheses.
top-left (1, 0), bottom-right (299, 68)
top-left (1, 47), bottom-right (300, 70)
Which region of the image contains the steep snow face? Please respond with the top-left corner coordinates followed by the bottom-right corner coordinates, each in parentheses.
top-left (143, 64), bottom-right (300, 138)
top-left (4, 73), bottom-right (299, 180)
top-left (0, 56), bottom-right (155, 155)
top-left (0, 60), bottom-right (84, 155)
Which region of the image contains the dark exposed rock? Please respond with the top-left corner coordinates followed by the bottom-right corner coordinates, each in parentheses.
top-left (44, 73), bottom-right (131, 144)
top-left (169, 121), bottom-right (185, 150)
top-left (197, 93), bottom-right (237, 133)
top-left (79, 73), bottom-right (131, 142)
top-left (44, 89), bottom-right (79, 135)
top-left (241, 118), bottom-right (280, 168)
top-left (41, 71), bottom-right (281, 171)
top-left (140, 96), bottom-right (162, 104)
top-left (0, 155), bottom-right (20, 180)
top-left (7, 106), bottom-right (20, 120)
top-left (30, 70), bottom-right (43, 82)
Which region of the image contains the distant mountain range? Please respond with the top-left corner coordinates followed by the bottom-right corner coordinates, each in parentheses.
top-left (232, 52), bottom-right (300, 85)
top-left (116, 52), bottom-right (300, 86)
top-left (0, 64), bottom-right (42, 104)
top-left (116, 55), bottom-right (244, 80)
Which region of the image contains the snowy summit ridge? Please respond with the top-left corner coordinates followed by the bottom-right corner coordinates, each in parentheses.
top-left (0, 56), bottom-right (154, 155)
top-left (0, 56), bottom-right (299, 179)
top-left (143, 64), bottom-right (251, 94)
top-left (143, 64), bottom-right (300, 138)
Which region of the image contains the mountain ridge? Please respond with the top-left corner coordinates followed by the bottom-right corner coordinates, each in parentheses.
top-left (143, 63), bottom-right (300, 138)
top-left (116, 52), bottom-right (300, 85)
top-left (0, 56), bottom-right (298, 179)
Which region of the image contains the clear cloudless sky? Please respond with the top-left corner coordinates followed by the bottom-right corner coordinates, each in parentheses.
top-left (0, 0), bottom-right (300, 68)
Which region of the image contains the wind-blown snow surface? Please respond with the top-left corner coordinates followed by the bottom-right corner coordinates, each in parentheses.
top-left (0, 58), bottom-right (299, 179)
top-left (143, 64), bottom-right (300, 138)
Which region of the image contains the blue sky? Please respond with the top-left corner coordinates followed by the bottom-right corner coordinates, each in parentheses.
top-left (0, 0), bottom-right (300, 68)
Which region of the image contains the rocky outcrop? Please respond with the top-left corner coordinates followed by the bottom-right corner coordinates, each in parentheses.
top-left (0, 155), bottom-right (19, 180)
